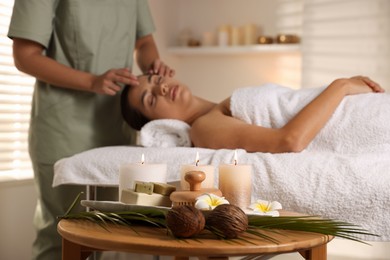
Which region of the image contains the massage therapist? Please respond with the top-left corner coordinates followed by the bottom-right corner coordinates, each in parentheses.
top-left (7, 1), bottom-right (174, 259)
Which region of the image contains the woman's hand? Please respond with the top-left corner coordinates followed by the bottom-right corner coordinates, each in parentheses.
top-left (342, 76), bottom-right (384, 95)
top-left (351, 76), bottom-right (384, 93)
top-left (148, 59), bottom-right (175, 77)
top-left (90, 68), bottom-right (139, 95)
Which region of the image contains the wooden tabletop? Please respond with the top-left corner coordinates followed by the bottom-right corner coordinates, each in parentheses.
top-left (57, 218), bottom-right (332, 259)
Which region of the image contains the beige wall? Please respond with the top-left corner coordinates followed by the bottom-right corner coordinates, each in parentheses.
top-left (0, 179), bottom-right (36, 260)
top-left (147, 0), bottom-right (301, 103)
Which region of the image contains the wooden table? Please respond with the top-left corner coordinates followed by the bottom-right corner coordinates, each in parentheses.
top-left (57, 218), bottom-right (332, 260)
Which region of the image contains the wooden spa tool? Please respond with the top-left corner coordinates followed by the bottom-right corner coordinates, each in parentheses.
top-left (170, 170), bottom-right (222, 206)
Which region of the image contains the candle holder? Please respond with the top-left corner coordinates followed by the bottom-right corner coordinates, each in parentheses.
top-left (170, 171), bottom-right (222, 206)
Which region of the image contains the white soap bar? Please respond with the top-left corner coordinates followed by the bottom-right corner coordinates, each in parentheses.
top-left (121, 189), bottom-right (172, 207)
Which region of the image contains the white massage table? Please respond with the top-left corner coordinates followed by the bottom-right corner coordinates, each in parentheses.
top-left (53, 145), bottom-right (390, 242)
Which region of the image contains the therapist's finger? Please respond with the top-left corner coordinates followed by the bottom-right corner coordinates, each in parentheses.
top-left (115, 68), bottom-right (139, 86)
top-left (158, 63), bottom-right (175, 77)
top-left (151, 59), bottom-right (168, 76)
top-left (164, 65), bottom-right (175, 77)
top-left (104, 81), bottom-right (121, 94)
top-left (169, 67), bottom-right (175, 77)
top-left (151, 59), bottom-right (161, 74)
top-left (157, 63), bottom-right (168, 76)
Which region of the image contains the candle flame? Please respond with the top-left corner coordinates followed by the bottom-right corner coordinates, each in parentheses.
top-left (195, 151), bottom-right (199, 166)
top-left (141, 153), bottom-right (145, 164)
top-left (234, 150), bottom-right (238, 165)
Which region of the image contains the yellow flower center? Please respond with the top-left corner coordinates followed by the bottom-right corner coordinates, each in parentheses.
top-left (256, 202), bottom-right (272, 212)
top-left (206, 197), bottom-right (223, 207)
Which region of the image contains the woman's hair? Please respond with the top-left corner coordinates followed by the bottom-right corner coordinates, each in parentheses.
top-left (120, 84), bottom-right (150, 130)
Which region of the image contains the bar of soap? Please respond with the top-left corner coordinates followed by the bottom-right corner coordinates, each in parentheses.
top-left (121, 189), bottom-right (172, 207)
top-left (134, 181), bottom-right (154, 195)
top-left (152, 182), bottom-right (176, 196)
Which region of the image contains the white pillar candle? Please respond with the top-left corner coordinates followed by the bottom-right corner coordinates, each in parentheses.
top-left (218, 151), bottom-right (252, 210)
top-left (119, 154), bottom-right (167, 201)
top-left (180, 152), bottom-right (215, 190)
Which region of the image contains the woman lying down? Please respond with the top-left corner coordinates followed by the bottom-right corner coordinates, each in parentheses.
top-left (121, 74), bottom-right (389, 154)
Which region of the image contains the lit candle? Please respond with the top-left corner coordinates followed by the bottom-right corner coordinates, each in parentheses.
top-left (118, 153), bottom-right (167, 201)
top-left (218, 150), bottom-right (252, 210)
top-left (180, 151), bottom-right (215, 190)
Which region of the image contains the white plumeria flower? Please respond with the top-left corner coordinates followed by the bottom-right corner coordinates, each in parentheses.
top-left (195, 193), bottom-right (229, 210)
top-left (249, 199), bottom-right (282, 217)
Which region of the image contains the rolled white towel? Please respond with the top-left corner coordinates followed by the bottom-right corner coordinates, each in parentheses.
top-left (139, 119), bottom-right (192, 147)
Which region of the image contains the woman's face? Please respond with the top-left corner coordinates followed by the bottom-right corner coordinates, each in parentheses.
top-left (127, 74), bottom-right (194, 121)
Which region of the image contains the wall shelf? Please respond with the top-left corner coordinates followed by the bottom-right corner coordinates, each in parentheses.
top-left (167, 44), bottom-right (301, 56)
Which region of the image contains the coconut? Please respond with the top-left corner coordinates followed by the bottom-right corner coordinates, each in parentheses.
top-left (166, 205), bottom-right (205, 238)
top-left (206, 204), bottom-right (248, 239)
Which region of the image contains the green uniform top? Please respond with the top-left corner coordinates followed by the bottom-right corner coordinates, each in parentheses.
top-left (8, 0), bottom-right (155, 164)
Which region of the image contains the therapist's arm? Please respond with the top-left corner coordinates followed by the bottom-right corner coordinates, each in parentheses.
top-left (135, 35), bottom-right (175, 77)
top-left (12, 38), bottom-right (138, 95)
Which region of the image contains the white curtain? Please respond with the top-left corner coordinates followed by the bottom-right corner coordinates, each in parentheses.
top-left (0, 2), bottom-right (34, 175)
top-left (301, 0), bottom-right (390, 89)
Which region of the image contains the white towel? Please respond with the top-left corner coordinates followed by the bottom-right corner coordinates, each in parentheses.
top-left (139, 119), bottom-right (192, 148)
top-left (53, 146), bottom-right (217, 187)
top-left (231, 84), bottom-right (390, 153)
top-left (53, 145), bottom-right (390, 241)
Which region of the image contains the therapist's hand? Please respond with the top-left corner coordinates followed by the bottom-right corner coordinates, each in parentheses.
top-left (91, 68), bottom-right (139, 95)
top-left (149, 59), bottom-right (175, 77)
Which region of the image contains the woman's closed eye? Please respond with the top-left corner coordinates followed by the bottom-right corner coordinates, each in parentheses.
top-left (155, 75), bottom-right (164, 85)
top-left (147, 93), bottom-right (156, 107)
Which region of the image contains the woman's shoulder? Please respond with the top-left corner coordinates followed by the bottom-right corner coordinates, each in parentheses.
top-left (189, 98), bottom-right (232, 148)
top-left (190, 98), bottom-right (231, 137)
top-left (193, 97), bottom-right (232, 125)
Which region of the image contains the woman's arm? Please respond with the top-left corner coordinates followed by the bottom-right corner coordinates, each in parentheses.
top-left (191, 76), bottom-right (383, 153)
top-left (12, 38), bottom-right (139, 95)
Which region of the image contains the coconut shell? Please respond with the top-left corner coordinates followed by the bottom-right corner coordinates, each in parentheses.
top-left (206, 204), bottom-right (248, 239)
top-left (166, 205), bottom-right (205, 238)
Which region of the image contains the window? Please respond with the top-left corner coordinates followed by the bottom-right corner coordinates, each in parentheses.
top-left (301, 0), bottom-right (390, 88)
top-left (277, 0), bottom-right (390, 89)
top-left (275, 0), bottom-right (304, 88)
top-left (0, 1), bottom-right (34, 179)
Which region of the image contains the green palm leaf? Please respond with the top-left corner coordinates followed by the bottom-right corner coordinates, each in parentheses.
top-left (247, 215), bottom-right (378, 244)
top-left (58, 193), bottom-right (379, 243)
